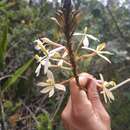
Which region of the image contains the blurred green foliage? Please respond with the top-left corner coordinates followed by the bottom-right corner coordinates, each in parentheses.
top-left (0, 0), bottom-right (130, 130)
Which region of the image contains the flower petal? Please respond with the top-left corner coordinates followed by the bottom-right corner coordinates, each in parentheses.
top-left (82, 47), bottom-right (97, 53)
top-left (35, 44), bottom-right (41, 51)
top-left (44, 57), bottom-right (50, 74)
top-left (37, 82), bottom-right (48, 87)
top-left (97, 53), bottom-right (111, 63)
top-left (58, 51), bottom-right (68, 66)
top-left (99, 74), bottom-right (104, 82)
top-left (97, 43), bottom-right (106, 51)
top-left (35, 64), bottom-right (41, 77)
top-left (86, 34), bottom-right (99, 41)
top-left (40, 87), bottom-right (52, 94)
top-left (83, 36), bottom-right (89, 48)
top-left (103, 91), bottom-right (108, 103)
top-left (49, 88), bottom-right (55, 97)
top-left (50, 46), bottom-right (65, 54)
top-left (100, 51), bottom-right (113, 55)
top-left (58, 60), bottom-right (64, 66)
top-left (73, 33), bottom-right (85, 36)
top-left (47, 70), bottom-right (55, 81)
top-left (51, 17), bottom-right (61, 27)
top-left (106, 89), bottom-right (115, 101)
top-left (55, 84), bottom-right (66, 91)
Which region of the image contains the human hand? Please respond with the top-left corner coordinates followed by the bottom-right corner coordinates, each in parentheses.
top-left (61, 73), bottom-right (111, 130)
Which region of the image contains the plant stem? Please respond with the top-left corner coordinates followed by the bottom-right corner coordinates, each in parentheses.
top-left (63, 4), bottom-right (81, 88)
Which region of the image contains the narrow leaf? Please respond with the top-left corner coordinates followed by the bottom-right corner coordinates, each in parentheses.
top-left (0, 24), bottom-right (8, 67)
top-left (2, 59), bottom-right (33, 93)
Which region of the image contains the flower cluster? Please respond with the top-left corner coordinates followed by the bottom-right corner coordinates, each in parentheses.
top-left (33, 26), bottom-right (116, 103)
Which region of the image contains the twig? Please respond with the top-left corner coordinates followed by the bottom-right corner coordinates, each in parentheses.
top-left (20, 99), bottom-right (40, 127)
top-left (51, 93), bottom-right (65, 121)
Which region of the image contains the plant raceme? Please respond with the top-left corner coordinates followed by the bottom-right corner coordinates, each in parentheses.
top-left (33, 0), bottom-right (117, 103)
top-left (34, 33), bottom-right (116, 103)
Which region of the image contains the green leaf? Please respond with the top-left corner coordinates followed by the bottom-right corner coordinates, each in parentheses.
top-left (0, 24), bottom-right (8, 67)
top-left (2, 58), bottom-right (34, 93)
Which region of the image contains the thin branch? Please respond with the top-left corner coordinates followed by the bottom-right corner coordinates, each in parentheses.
top-left (20, 99), bottom-right (40, 127)
top-left (51, 93), bottom-right (65, 121)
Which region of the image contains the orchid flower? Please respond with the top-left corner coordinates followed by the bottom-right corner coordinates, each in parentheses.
top-left (37, 70), bottom-right (66, 97)
top-left (34, 39), bottom-right (65, 74)
top-left (73, 27), bottom-right (99, 48)
top-left (58, 50), bottom-right (68, 67)
top-left (34, 37), bottom-right (62, 49)
top-left (99, 74), bottom-right (116, 103)
top-left (43, 46), bottom-right (65, 74)
top-left (82, 43), bottom-right (113, 63)
top-left (35, 55), bottom-right (50, 77)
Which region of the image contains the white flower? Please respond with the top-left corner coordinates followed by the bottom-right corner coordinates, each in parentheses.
top-left (58, 50), bottom-right (68, 67)
top-left (34, 37), bottom-right (61, 48)
top-left (35, 45), bottom-right (65, 75)
top-left (73, 27), bottom-right (99, 48)
top-left (43, 46), bottom-right (65, 74)
top-left (34, 39), bottom-right (43, 51)
top-left (37, 70), bottom-right (66, 97)
top-left (35, 55), bottom-right (48, 77)
top-left (99, 74), bottom-right (115, 103)
top-left (82, 43), bottom-right (113, 63)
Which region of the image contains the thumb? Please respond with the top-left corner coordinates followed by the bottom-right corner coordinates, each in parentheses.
top-left (70, 74), bottom-right (90, 106)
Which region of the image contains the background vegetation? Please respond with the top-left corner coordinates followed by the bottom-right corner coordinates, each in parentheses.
top-left (0, 0), bottom-right (130, 130)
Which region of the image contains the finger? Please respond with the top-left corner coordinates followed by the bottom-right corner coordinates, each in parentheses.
top-left (87, 78), bottom-right (106, 111)
top-left (61, 97), bottom-right (71, 121)
top-left (70, 78), bottom-right (80, 105)
top-left (70, 74), bottom-right (90, 105)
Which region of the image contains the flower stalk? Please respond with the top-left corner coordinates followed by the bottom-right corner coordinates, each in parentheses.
top-left (63, 0), bottom-right (81, 88)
